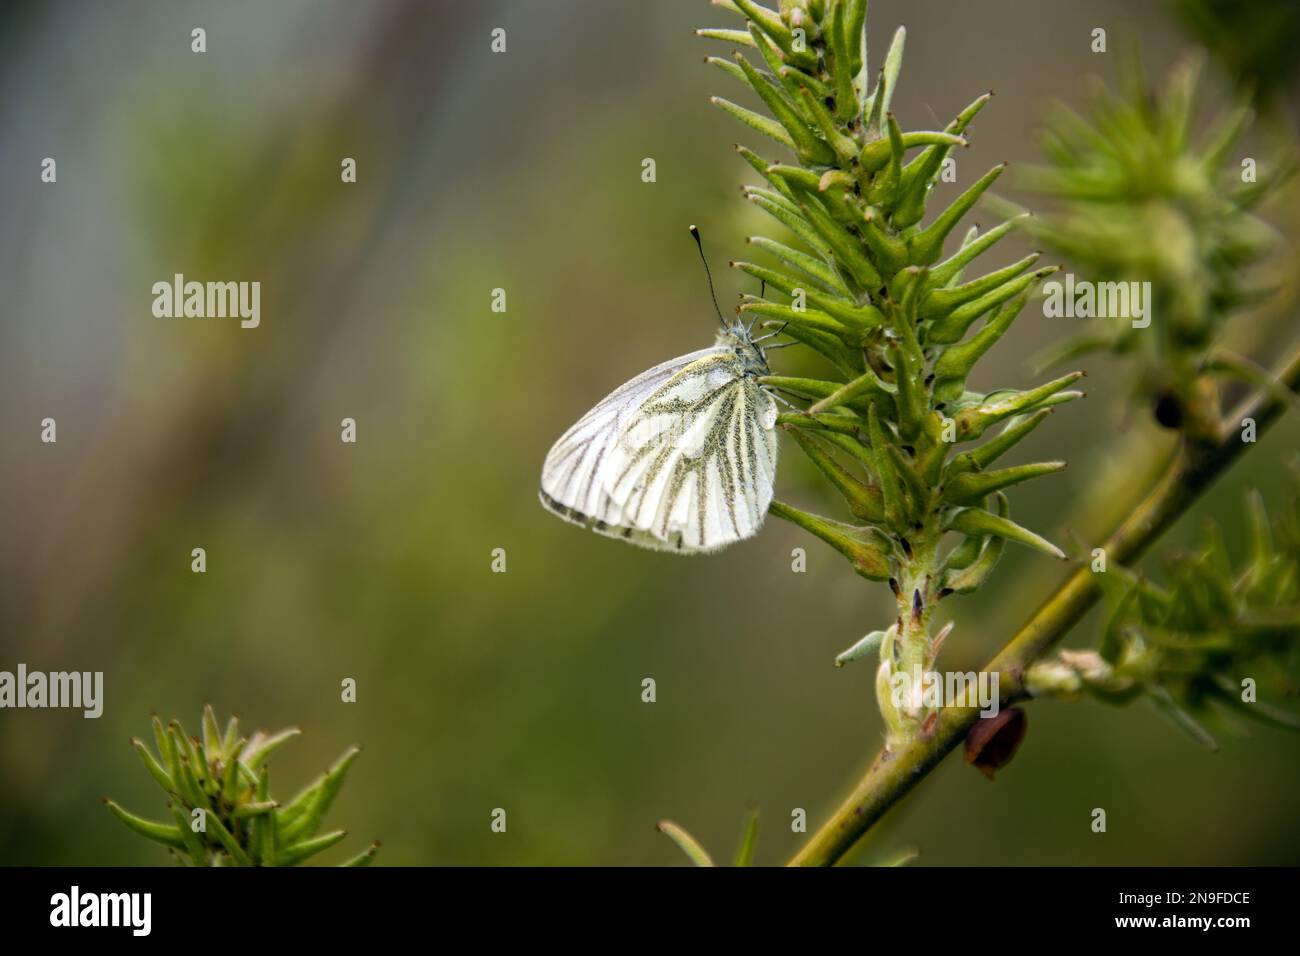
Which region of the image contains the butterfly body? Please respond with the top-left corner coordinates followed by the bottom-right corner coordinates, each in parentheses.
top-left (540, 323), bottom-right (779, 553)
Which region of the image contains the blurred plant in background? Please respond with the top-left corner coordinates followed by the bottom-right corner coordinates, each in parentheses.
top-left (106, 706), bottom-right (377, 866)
top-left (1029, 473), bottom-right (1300, 748)
top-left (997, 53), bottom-right (1294, 443)
top-left (1169, 0), bottom-right (1300, 108)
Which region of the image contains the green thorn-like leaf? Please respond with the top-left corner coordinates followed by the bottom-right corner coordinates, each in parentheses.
top-left (339, 842), bottom-right (381, 867)
top-left (657, 820), bottom-right (716, 867)
top-left (241, 726), bottom-right (302, 770)
top-left (711, 96), bottom-right (796, 149)
top-left (733, 809), bottom-right (760, 867)
top-left (944, 504), bottom-right (1065, 559)
top-left (836, 628), bottom-right (890, 667)
top-left (942, 461), bottom-right (1065, 506)
top-left (908, 163), bottom-right (1006, 265)
top-left (277, 829), bottom-right (348, 867)
top-left (105, 799), bottom-right (186, 850)
top-left (131, 737), bottom-right (174, 794)
top-left (769, 499), bottom-right (894, 580)
top-left (1148, 687), bottom-right (1219, 751)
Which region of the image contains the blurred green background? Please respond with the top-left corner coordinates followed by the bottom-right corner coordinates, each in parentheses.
top-left (1, 0), bottom-right (1297, 866)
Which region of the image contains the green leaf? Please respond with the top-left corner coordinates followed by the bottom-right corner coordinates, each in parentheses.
top-left (859, 206), bottom-right (909, 274)
top-left (941, 533), bottom-right (984, 573)
top-left (929, 215), bottom-right (1029, 286)
top-left (278, 829), bottom-right (348, 867)
top-left (711, 96), bottom-right (796, 149)
top-left (867, 26), bottom-right (906, 129)
top-left (736, 146), bottom-right (799, 202)
top-left (766, 320), bottom-right (863, 376)
top-left (740, 300), bottom-right (849, 338)
top-left (895, 93), bottom-right (991, 226)
top-left (798, 196), bottom-right (882, 289)
top-left (769, 499), bottom-right (894, 580)
top-left (952, 372), bottom-right (1085, 440)
top-left (731, 51), bottom-right (835, 165)
top-left (201, 704), bottom-right (222, 759)
top-left (104, 799), bottom-right (186, 850)
top-left (922, 254), bottom-right (1039, 319)
top-left (657, 820), bottom-right (715, 867)
top-left (151, 714), bottom-right (177, 782)
top-left (205, 808), bottom-right (254, 866)
top-left (747, 236), bottom-right (846, 294)
top-left (931, 286), bottom-right (1034, 403)
top-left (907, 163), bottom-right (1006, 265)
top-left (253, 767), bottom-right (274, 864)
top-left (279, 746), bottom-right (361, 844)
top-left (866, 114), bottom-right (906, 207)
top-left (943, 534), bottom-right (1004, 593)
top-left (695, 27), bottom-right (757, 47)
top-left (798, 85), bottom-right (859, 163)
top-left (783, 424), bottom-right (884, 522)
top-left (731, 0), bottom-right (796, 54)
top-left (944, 505), bottom-right (1065, 559)
top-left (945, 410), bottom-right (1052, 478)
top-left (866, 403), bottom-right (909, 533)
top-left (836, 628), bottom-right (890, 667)
top-left (889, 343), bottom-right (925, 442)
top-left (1098, 581), bottom-right (1139, 664)
top-left (1147, 687), bottom-right (1218, 751)
top-left (806, 366), bottom-right (895, 415)
top-left (705, 54), bottom-right (748, 87)
top-left (874, 845), bottom-right (921, 867)
top-left (733, 809), bottom-right (760, 867)
top-left (732, 261), bottom-right (884, 329)
top-left (221, 715), bottom-right (240, 758)
top-left (171, 803), bottom-right (208, 866)
top-left (942, 461), bottom-right (1066, 506)
top-left (844, 0), bottom-right (869, 78)
top-left (942, 494), bottom-right (1010, 592)
top-left (241, 726), bottom-right (302, 770)
top-left (339, 842), bottom-right (381, 867)
top-left (927, 266), bottom-right (1055, 349)
top-left (825, 0), bottom-right (857, 123)
top-left (1211, 676), bottom-right (1300, 731)
top-left (131, 737), bottom-right (174, 794)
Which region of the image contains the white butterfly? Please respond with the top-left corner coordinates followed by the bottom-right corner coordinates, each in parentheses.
top-left (540, 322), bottom-right (780, 553)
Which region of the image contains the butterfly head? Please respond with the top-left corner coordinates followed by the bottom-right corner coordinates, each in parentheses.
top-left (716, 323), bottom-right (771, 376)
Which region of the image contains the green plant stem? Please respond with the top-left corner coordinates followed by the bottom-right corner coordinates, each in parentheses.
top-left (788, 342), bottom-right (1300, 867)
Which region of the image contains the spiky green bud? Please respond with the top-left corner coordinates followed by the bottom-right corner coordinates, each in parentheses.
top-left (106, 706), bottom-right (378, 867)
top-left (1026, 478), bottom-right (1300, 748)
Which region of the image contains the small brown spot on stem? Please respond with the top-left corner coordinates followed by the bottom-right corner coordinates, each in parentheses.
top-left (965, 707), bottom-right (1027, 781)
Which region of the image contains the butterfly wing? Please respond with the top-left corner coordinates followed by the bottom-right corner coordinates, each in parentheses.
top-left (540, 347), bottom-right (778, 553)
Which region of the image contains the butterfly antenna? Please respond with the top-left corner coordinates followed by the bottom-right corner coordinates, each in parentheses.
top-left (754, 321), bottom-right (789, 344)
top-left (767, 388), bottom-right (804, 410)
top-left (690, 225), bottom-right (727, 328)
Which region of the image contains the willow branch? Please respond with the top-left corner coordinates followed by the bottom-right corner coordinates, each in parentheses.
top-left (788, 344), bottom-right (1300, 867)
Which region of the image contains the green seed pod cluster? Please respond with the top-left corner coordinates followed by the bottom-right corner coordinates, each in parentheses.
top-left (105, 706), bottom-right (378, 866)
top-left (1002, 52), bottom-right (1293, 442)
top-left (1026, 478), bottom-right (1300, 749)
top-left (699, 0), bottom-right (1080, 748)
